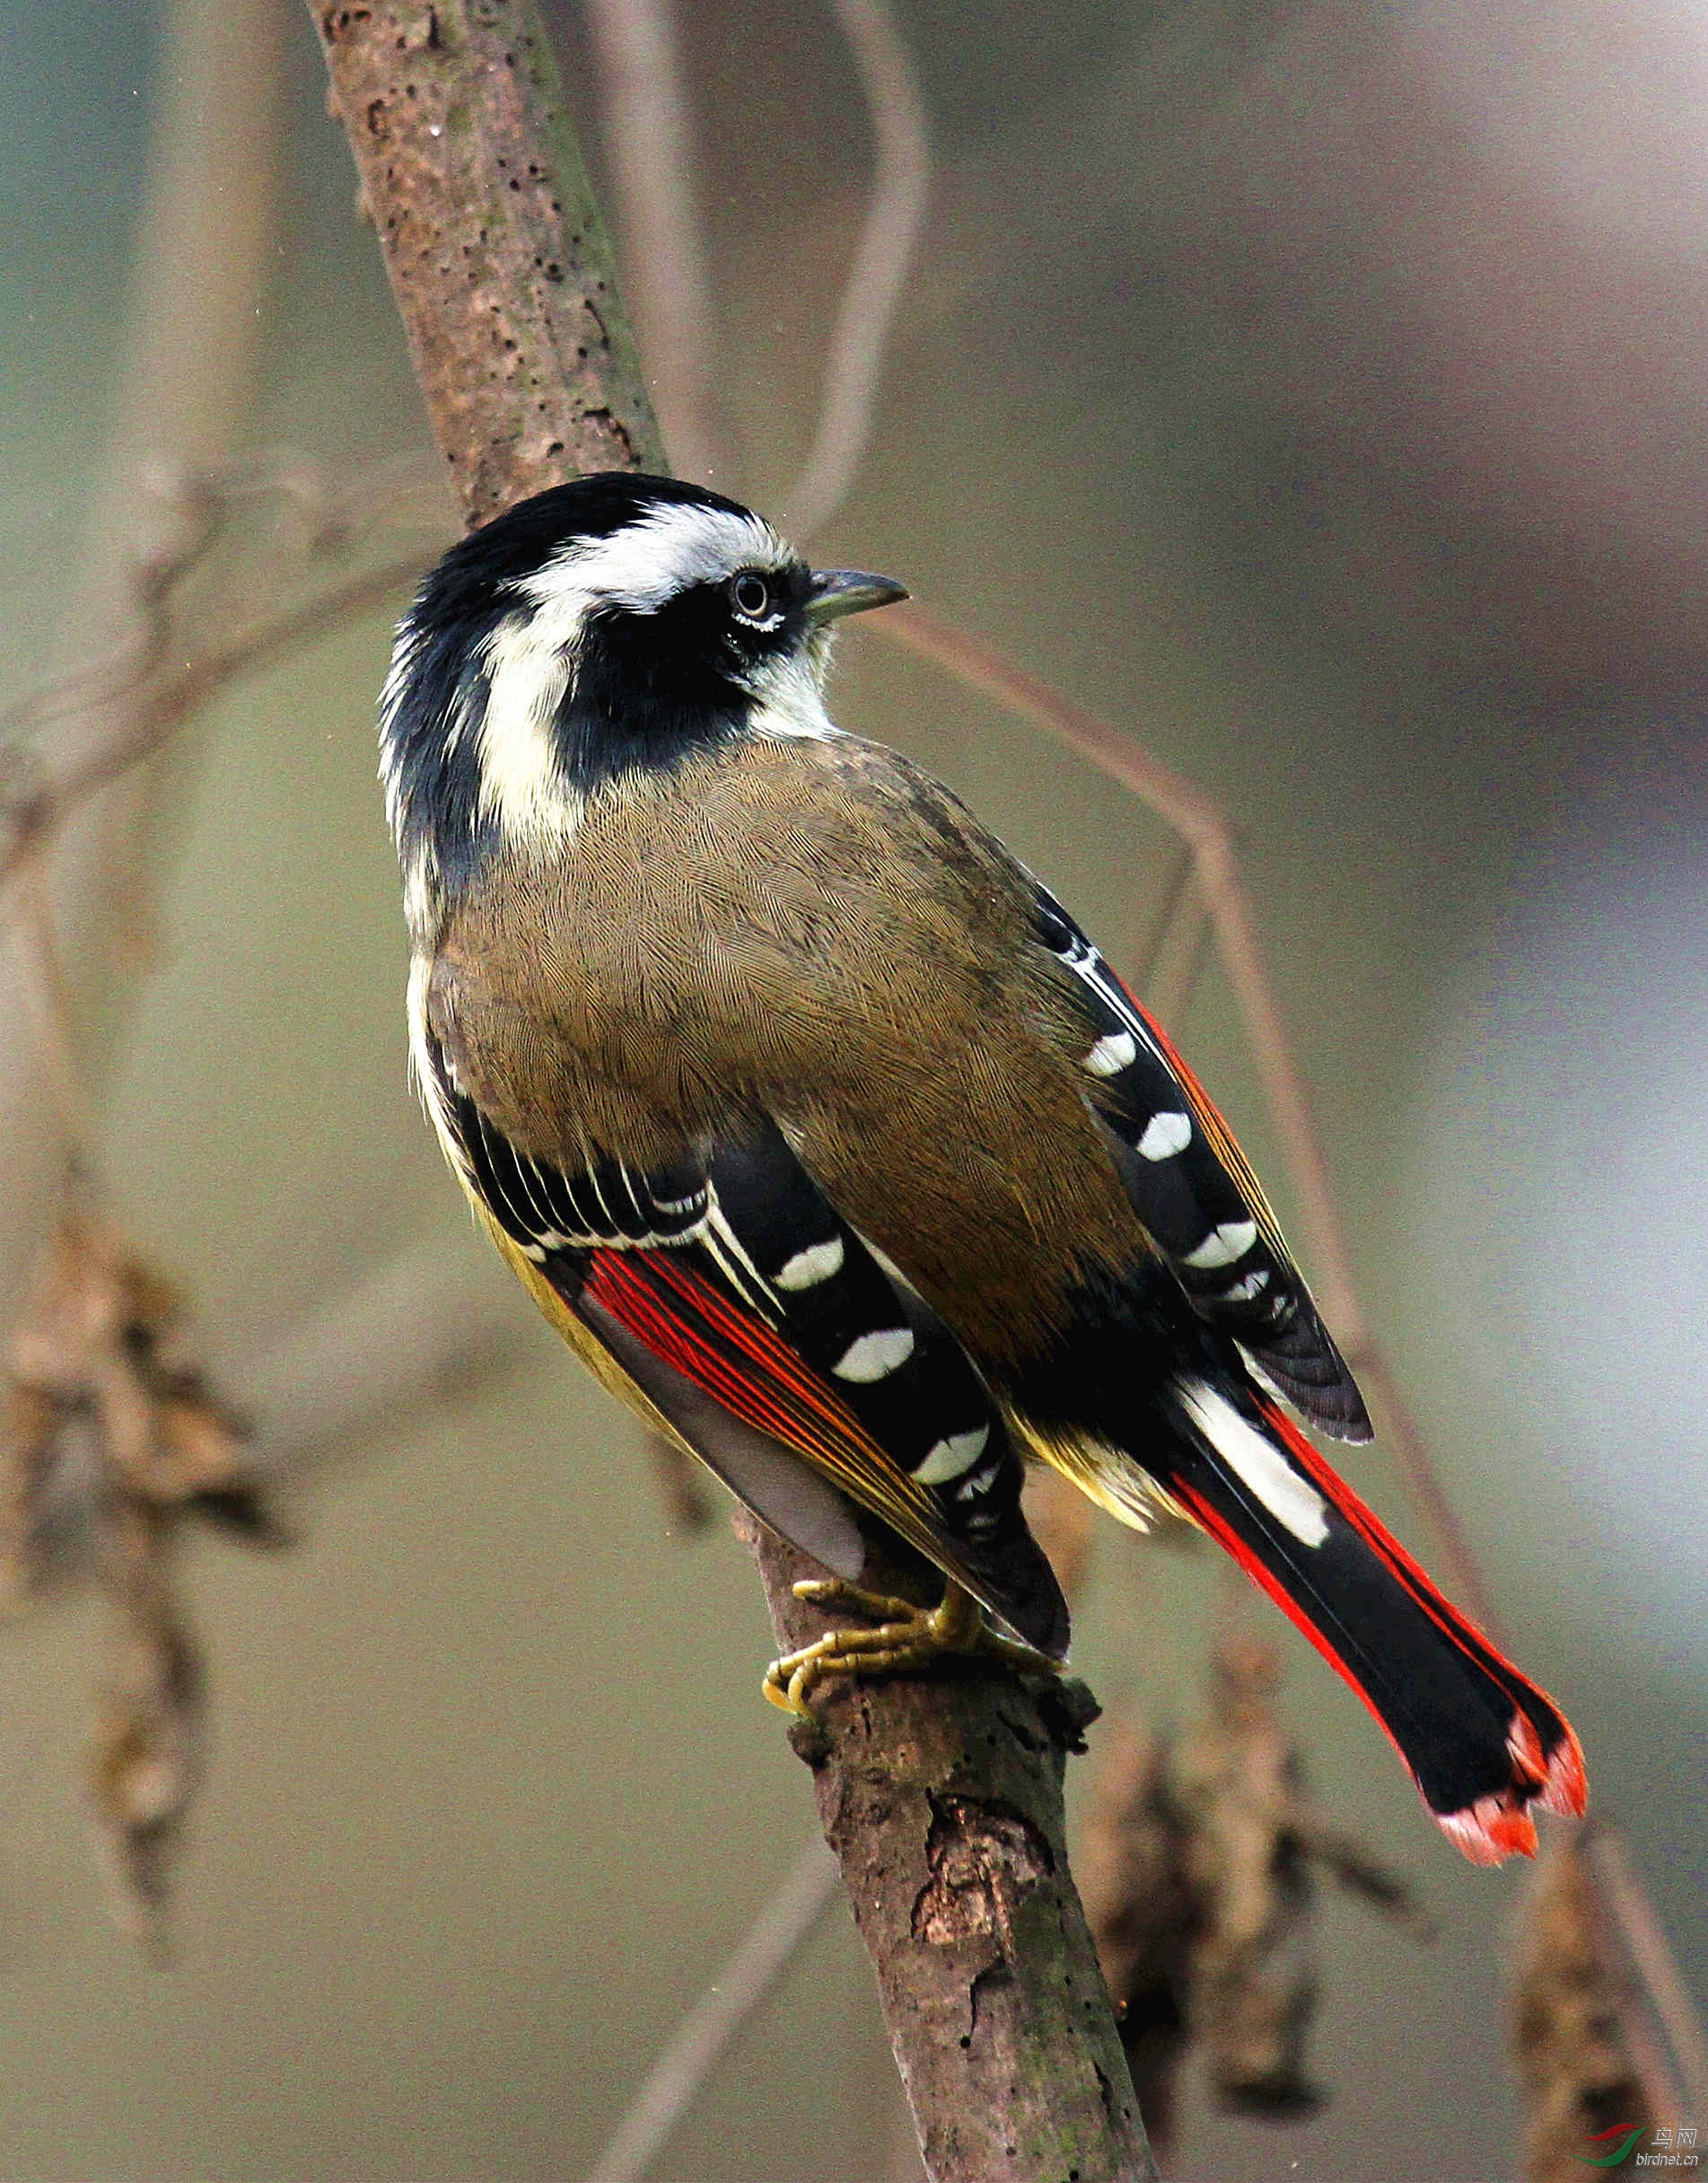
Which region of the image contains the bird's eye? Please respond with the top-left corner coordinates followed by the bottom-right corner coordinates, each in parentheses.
top-left (730, 571), bottom-right (773, 622)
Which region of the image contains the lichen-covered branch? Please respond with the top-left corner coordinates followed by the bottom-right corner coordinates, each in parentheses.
top-left (311, 0), bottom-right (661, 522)
top-left (309, 6), bottom-right (1157, 2175)
top-left (744, 1519), bottom-right (1156, 2181)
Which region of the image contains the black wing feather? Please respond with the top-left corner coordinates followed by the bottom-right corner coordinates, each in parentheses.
top-left (1029, 883), bottom-right (1371, 1441)
top-left (432, 1040), bottom-right (1067, 1656)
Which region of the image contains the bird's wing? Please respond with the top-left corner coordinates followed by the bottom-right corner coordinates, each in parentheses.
top-left (1029, 882), bottom-right (1371, 1442)
top-left (423, 1029), bottom-right (1068, 1658)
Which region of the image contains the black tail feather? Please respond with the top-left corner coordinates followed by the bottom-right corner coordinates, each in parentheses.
top-left (1155, 1374), bottom-right (1585, 1863)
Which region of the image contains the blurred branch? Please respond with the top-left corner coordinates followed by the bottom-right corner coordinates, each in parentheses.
top-left (241, 1235), bottom-right (526, 1477)
top-left (1581, 1824), bottom-right (1708, 2120)
top-left (0, 452), bottom-right (451, 899)
top-left (0, 0), bottom-right (288, 1343)
top-left (782, 0), bottom-right (930, 539)
top-left (582, 0), bottom-right (732, 486)
top-left (582, 1835), bottom-right (841, 2183)
top-left (586, 0), bottom-right (928, 536)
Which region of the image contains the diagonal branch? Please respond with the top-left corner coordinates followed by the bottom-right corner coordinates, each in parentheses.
top-left (781, 0), bottom-right (931, 539)
top-left (582, 0), bottom-right (732, 487)
top-left (582, 1835), bottom-right (842, 2183)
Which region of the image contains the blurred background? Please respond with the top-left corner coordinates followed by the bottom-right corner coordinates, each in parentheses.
top-left (0, 0), bottom-right (1704, 2176)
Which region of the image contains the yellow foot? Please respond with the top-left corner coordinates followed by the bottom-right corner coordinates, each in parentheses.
top-left (761, 1577), bottom-right (1059, 1716)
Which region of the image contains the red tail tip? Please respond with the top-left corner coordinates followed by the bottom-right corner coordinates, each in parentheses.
top-left (1437, 1710), bottom-right (1588, 1864)
top-left (1539, 1724), bottom-right (1590, 1820)
top-left (1437, 1792), bottom-right (1540, 1866)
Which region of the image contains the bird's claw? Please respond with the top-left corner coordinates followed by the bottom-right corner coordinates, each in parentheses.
top-left (760, 1575), bottom-right (1057, 1715)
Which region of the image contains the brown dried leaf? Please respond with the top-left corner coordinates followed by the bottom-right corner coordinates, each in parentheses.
top-left (1078, 1713), bottom-right (1196, 2159)
top-left (1081, 1636), bottom-right (1434, 2156)
top-left (1511, 1834), bottom-right (1647, 2183)
top-left (1169, 1638), bottom-right (1325, 2117)
top-left (4, 1204), bottom-right (279, 1940)
top-left (88, 1528), bottom-right (206, 1951)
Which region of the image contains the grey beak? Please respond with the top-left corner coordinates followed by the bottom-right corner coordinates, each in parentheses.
top-left (804, 567), bottom-right (910, 624)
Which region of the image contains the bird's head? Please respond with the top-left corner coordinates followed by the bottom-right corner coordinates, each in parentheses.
top-left (379, 472), bottom-right (906, 932)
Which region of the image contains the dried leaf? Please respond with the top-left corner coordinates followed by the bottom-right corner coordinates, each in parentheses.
top-left (1170, 1638), bottom-right (1326, 2117)
top-left (1081, 1635), bottom-right (1434, 2157)
top-left (1078, 1712), bottom-right (1196, 2158)
top-left (1511, 1834), bottom-right (1647, 2183)
top-left (87, 1504), bottom-right (206, 1951)
top-left (4, 1204), bottom-right (280, 1940)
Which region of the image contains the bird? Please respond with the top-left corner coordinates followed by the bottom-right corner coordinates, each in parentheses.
top-left (378, 469), bottom-right (1585, 1867)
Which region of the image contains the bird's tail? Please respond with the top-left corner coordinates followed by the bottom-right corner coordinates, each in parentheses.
top-left (1153, 1373), bottom-right (1586, 1863)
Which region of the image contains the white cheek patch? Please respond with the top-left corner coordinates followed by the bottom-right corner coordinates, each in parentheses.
top-left (743, 648), bottom-right (840, 742)
top-left (1174, 1378), bottom-right (1328, 1547)
top-left (475, 610), bottom-right (583, 848)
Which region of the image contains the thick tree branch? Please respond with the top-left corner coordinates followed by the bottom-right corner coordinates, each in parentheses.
top-left (312, 0), bottom-right (658, 522)
top-left (744, 1517), bottom-right (1155, 2181)
top-left (308, 4), bottom-right (1156, 2176)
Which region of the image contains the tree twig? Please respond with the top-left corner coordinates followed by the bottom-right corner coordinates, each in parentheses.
top-left (781, 0), bottom-right (930, 539)
top-left (582, 0), bottom-right (731, 487)
top-left (582, 1834), bottom-right (841, 2183)
top-left (1581, 1823), bottom-right (1707, 2121)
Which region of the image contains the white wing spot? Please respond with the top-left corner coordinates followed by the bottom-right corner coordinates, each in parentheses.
top-left (1183, 1219), bottom-right (1257, 1269)
top-left (1174, 1378), bottom-right (1328, 1547)
top-left (1219, 1270), bottom-right (1270, 1303)
top-left (1083, 1030), bottom-right (1138, 1078)
top-left (1137, 1110), bottom-right (1192, 1162)
top-left (914, 1424), bottom-right (989, 1486)
top-left (775, 1237), bottom-right (846, 1290)
top-left (832, 1328), bottom-right (915, 1383)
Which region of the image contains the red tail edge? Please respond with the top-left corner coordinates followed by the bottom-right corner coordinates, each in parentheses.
top-left (1175, 1397), bottom-right (1587, 1865)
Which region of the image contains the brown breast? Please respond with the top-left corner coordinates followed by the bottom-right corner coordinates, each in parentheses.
top-left (428, 733), bottom-right (1144, 1360)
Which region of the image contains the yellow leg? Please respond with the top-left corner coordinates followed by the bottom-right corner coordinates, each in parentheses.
top-left (761, 1576), bottom-right (1060, 1716)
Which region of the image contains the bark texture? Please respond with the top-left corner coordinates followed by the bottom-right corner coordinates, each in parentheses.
top-left (311, 8), bottom-right (1157, 2173)
top-left (311, 0), bottom-right (661, 522)
top-left (746, 1518), bottom-right (1157, 2183)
